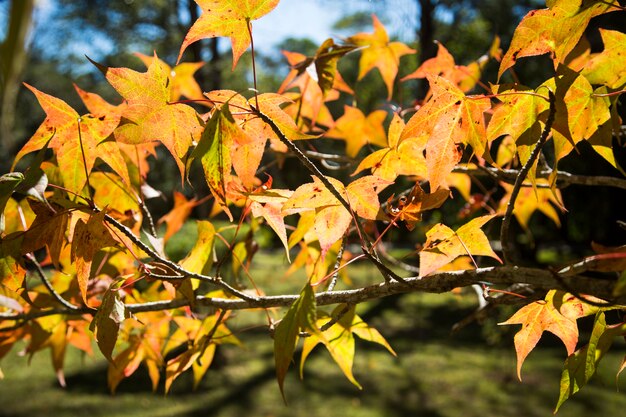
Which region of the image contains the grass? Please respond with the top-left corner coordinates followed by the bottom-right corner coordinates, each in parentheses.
top-left (2, 247), bottom-right (626, 416)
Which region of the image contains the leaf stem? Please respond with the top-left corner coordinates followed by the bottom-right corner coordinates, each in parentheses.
top-left (76, 118), bottom-right (93, 203)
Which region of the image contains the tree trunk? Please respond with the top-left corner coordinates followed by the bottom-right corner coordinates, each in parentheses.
top-left (0, 0), bottom-right (34, 170)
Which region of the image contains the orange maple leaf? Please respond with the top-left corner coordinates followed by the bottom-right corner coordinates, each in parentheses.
top-left (71, 210), bottom-right (120, 304)
top-left (178, 0), bottom-right (280, 69)
top-left (401, 41), bottom-right (488, 93)
top-left (325, 105), bottom-right (387, 158)
top-left (100, 56), bottom-right (204, 179)
top-left (134, 53), bottom-right (206, 104)
top-left (158, 192), bottom-right (202, 242)
top-left (347, 14), bottom-right (415, 99)
top-left (500, 290), bottom-right (579, 381)
top-left (401, 75), bottom-right (490, 191)
top-left (15, 84), bottom-right (128, 196)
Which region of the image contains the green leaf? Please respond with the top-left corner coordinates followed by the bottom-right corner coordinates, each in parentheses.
top-left (274, 282), bottom-right (320, 401)
top-left (0, 173), bottom-right (24, 233)
top-left (555, 312), bottom-right (626, 412)
top-left (300, 304), bottom-right (396, 389)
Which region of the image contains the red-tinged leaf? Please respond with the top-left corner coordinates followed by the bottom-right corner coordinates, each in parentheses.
top-left (401, 75), bottom-right (488, 190)
top-left (254, 93), bottom-right (316, 141)
top-left (178, 0), bottom-right (280, 68)
top-left (325, 105), bottom-right (387, 158)
top-left (353, 113), bottom-right (427, 181)
top-left (345, 176), bottom-right (392, 220)
top-left (347, 15), bottom-right (415, 99)
top-left (500, 290), bottom-right (579, 381)
top-left (90, 279), bottom-right (131, 361)
top-left (401, 41), bottom-right (489, 93)
top-left (385, 183), bottom-right (449, 230)
top-left (134, 53), bottom-right (206, 103)
top-left (71, 210), bottom-right (119, 304)
top-left (582, 29), bottom-right (626, 89)
top-left (73, 84), bottom-right (130, 186)
top-left (282, 176), bottom-right (343, 214)
top-left (314, 205), bottom-right (352, 258)
top-left (498, 0), bottom-right (622, 79)
top-left (419, 214), bottom-right (501, 277)
top-left (274, 283), bottom-right (320, 401)
top-left (555, 312), bottom-right (626, 412)
top-left (100, 56), bottom-right (203, 178)
top-left (179, 221), bottom-right (216, 275)
top-left (158, 192), bottom-right (202, 243)
top-left (15, 84), bottom-right (124, 195)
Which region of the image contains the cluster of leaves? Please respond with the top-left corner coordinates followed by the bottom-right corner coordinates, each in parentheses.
top-left (1, 0), bottom-right (626, 411)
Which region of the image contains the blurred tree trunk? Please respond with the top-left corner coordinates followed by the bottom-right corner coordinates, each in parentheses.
top-left (186, 0), bottom-right (221, 91)
top-left (417, 0), bottom-right (436, 98)
top-left (1, 0), bottom-right (34, 170)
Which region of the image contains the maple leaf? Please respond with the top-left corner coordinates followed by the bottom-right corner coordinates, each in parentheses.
top-left (71, 210), bottom-right (120, 304)
top-left (581, 29), bottom-right (626, 89)
top-left (347, 14), bottom-right (415, 99)
top-left (14, 84), bottom-right (127, 195)
top-left (385, 182), bottom-right (450, 231)
top-left (353, 113), bottom-right (428, 181)
top-left (274, 283), bottom-right (321, 401)
top-left (21, 201), bottom-right (70, 268)
top-left (178, 0), bottom-right (280, 69)
top-left (300, 304), bottom-right (396, 389)
top-left (497, 180), bottom-right (563, 230)
top-left (98, 56), bottom-right (203, 179)
top-left (419, 214), bottom-right (501, 277)
top-left (247, 186), bottom-right (294, 261)
top-left (498, 0), bottom-right (622, 79)
top-left (325, 105), bottom-right (387, 158)
top-left (500, 290), bottom-right (578, 381)
top-left (158, 191), bottom-right (202, 243)
top-left (555, 312), bottom-right (626, 412)
top-left (283, 175), bottom-right (389, 256)
top-left (278, 49), bottom-right (340, 130)
top-left (401, 41), bottom-right (489, 93)
top-left (191, 104), bottom-right (250, 220)
top-left (90, 279), bottom-right (133, 361)
top-left (179, 221), bottom-right (216, 276)
top-left (401, 75), bottom-right (490, 191)
top-left (134, 53), bottom-right (206, 103)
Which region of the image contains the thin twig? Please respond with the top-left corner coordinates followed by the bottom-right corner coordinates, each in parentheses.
top-left (252, 106), bottom-right (406, 284)
top-left (500, 91), bottom-right (556, 264)
top-left (25, 254), bottom-right (81, 311)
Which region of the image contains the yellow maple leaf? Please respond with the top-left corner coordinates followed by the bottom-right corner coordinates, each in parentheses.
top-left (347, 14), bottom-right (415, 99)
top-left (178, 0), bottom-right (280, 69)
top-left (325, 105), bottom-right (387, 158)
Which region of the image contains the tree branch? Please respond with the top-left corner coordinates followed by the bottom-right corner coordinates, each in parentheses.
top-left (453, 166), bottom-right (626, 190)
top-left (2, 266), bottom-right (618, 324)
